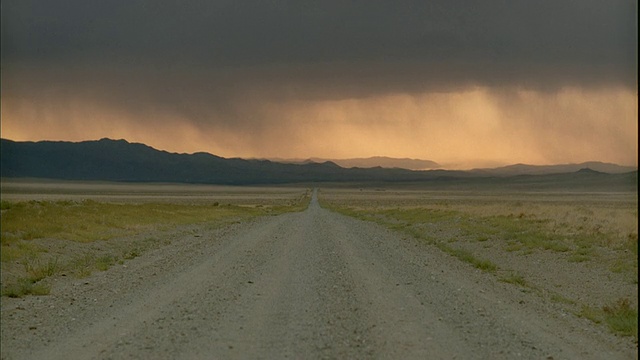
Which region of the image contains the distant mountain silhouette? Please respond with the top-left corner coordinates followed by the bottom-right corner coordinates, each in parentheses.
top-left (0, 138), bottom-right (461, 184)
top-left (470, 162), bottom-right (636, 176)
top-left (576, 167), bottom-right (605, 174)
top-left (268, 157), bottom-right (440, 170)
top-left (1, 139), bottom-right (636, 189)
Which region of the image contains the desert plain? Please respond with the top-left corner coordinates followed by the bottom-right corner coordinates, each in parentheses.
top-left (0, 178), bottom-right (637, 359)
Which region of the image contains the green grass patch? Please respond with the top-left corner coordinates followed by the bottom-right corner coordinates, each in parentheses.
top-left (1, 278), bottom-right (50, 298)
top-left (603, 298), bottom-right (638, 338)
top-left (474, 216), bottom-right (572, 253)
top-left (550, 293), bottom-right (576, 305)
top-left (95, 255), bottom-right (117, 271)
top-left (1, 200), bottom-right (13, 210)
top-left (23, 257), bottom-right (60, 282)
top-left (377, 208), bottom-right (459, 224)
top-left (579, 305), bottom-right (603, 324)
top-left (124, 248), bottom-right (141, 260)
top-left (609, 259), bottom-right (636, 274)
top-left (69, 254), bottom-right (98, 278)
top-left (504, 241), bottom-right (523, 252)
top-left (1, 241), bottom-right (42, 262)
top-left (579, 299), bottom-right (638, 339)
top-left (541, 240), bottom-right (571, 252)
top-left (473, 258), bottom-right (499, 272)
top-left (500, 272), bottom-right (528, 287)
top-left (438, 244), bottom-right (498, 273)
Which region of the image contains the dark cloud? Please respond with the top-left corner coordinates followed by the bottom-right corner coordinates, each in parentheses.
top-left (2, 0), bottom-right (637, 93)
top-left (2, 1), bottom-right (637, 167)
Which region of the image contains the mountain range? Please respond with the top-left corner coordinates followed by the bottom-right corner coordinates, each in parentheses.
top-left (0, 138), bottom-right (458, 184)
top-left (263, 157), bottom-right (440, 170)
top-left (1, 138), bottom-right (637, 188)
top-left (470, 162), bottom-right (637, 176)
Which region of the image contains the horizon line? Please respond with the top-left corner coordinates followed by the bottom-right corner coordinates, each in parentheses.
top-left (1, 137), bottom-right (638, 170)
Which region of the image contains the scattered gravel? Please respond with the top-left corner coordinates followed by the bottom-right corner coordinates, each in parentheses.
top-left (1, 191), bottom-right (636, 359)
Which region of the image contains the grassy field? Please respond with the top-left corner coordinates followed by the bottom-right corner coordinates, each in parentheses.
top-left (319, 186), bottom-right (638, 339)
top-left (1, 179), bottom-right (310, 297)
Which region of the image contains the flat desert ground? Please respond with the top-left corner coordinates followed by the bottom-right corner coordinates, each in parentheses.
top-left (1, 179), bottom-right (637, 359)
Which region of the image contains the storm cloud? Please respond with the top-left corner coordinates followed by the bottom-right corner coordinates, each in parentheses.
top-left (1, 1), bottom-right (637, 167)
top-left (3, 1), bottom-right (636, 89)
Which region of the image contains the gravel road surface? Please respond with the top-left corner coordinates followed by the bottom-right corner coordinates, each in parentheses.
top-left (1, 190), bottom-right (634, 359)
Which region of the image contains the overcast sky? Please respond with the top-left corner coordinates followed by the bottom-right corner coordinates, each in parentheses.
top-left (2, 1), bottom-right (637, 168)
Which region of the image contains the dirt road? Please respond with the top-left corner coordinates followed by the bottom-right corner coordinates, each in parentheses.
top-left (1, 190), bottom-right (634, 359)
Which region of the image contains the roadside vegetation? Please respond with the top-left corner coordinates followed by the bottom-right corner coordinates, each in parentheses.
top-left (1, 190), bottom-right (310, 297)
top-left (319, 188), bottom-right (638, 340)
top-left (579, 298), bottom-right (638, 338)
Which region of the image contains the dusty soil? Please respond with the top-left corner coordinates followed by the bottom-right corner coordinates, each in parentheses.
top-left (1, 190), bottom-right (637, 359)
top-left (320, 188), bottom-right (639, 315)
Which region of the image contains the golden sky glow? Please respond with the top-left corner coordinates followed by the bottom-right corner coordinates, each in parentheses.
top-left (2, 2), bottom-right (637, 170)
top-left (2, 85), bottom-right (636, 169)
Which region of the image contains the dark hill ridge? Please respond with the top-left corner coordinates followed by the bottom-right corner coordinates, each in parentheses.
top-left (0, 138), bottom-right (461, 184)
top-left (1, 138), bottom-right (637, 189)
top-left (576, 167), bottom-right (605, 174)
top-left (267, 156), bottom-right (440, 170)
top-left (470, 162), bottom-right (636, 176)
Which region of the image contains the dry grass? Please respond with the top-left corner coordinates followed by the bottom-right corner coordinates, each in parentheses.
top-left (1, 199), bottom-right (301, 245)
top-left (320, 189), bottom-right (637, 270)
top-left (579, 298), bottom-right (638, 339)
top-left (319, 186), bottom-right (637, 339)
top-left (500, 272), bottom-right (528, 287)
top-left (1, 185), bottom-right (311, 297)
